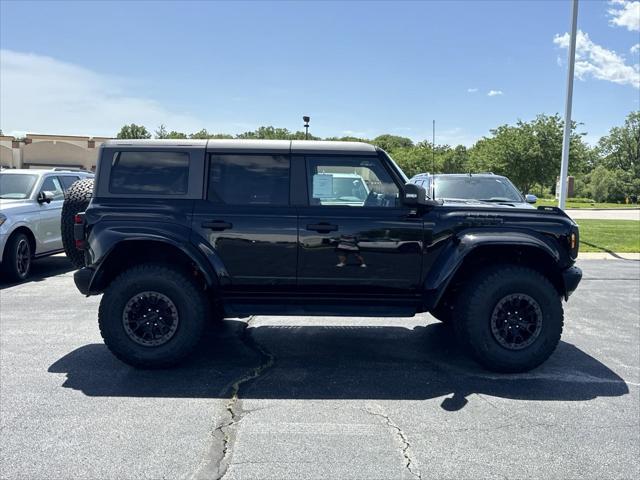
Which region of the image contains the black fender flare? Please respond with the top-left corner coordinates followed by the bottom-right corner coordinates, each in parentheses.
top-left (86, 228), bottom-right (229, 293)
top-left (423, 230), bottom-right (565, 310)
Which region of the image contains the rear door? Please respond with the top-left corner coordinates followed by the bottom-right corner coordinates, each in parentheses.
top-left (59, 175), bottom-right (81, 192)
top-left (191, 149), bottom-right (298, 295)
top-left (297, 154), bottom-right (424, 296)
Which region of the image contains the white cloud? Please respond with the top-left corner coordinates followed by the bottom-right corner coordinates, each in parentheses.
top-left (553, 30), bottom-right (640, 89)
top-left (608, 0), bottom-right (640, 32)
top-left (631, 43), bottom-right (640, 54)
top-left (487, 90), bottom-right (503, 96)
top-left (0, 49), bottom-right (205, 136)
top-left (467, 88), bottom-right (478, 93)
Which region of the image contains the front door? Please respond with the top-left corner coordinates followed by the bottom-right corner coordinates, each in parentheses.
top-left (191, 152), bottom-right (298, 295)
top-left (36, 176), bottom-right (65, 254)
top-left (297, 154), bottom-right (424, 296)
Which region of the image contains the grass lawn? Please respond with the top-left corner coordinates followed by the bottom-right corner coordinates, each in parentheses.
top-left (577, 219), bottom-right (640, 253)
top-left (537, 199), bottom-right (639, 209)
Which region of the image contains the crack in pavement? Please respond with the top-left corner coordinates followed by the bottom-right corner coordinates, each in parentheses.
top-left (364, 407), bottom-right (422, 480)
top-left (191, 317), bottom-right (275, 480)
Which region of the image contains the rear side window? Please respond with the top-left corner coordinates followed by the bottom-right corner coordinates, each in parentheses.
top-left (109, 151), bottom-right (189, 195)
top-left (59, 176), bottom-right (80, 191)
top-left (208, 154), bottom-right (289, 205)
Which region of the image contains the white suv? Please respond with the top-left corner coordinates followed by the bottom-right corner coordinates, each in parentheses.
top-left (0, 168), bottom-right (94, 281)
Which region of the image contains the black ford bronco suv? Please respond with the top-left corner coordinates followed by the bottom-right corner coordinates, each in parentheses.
top-left (70, 139), bottom-right (582, 372)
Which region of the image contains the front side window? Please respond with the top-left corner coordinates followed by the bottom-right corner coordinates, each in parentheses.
top-left (40, 176), bottom-right (64, 200)
top-left (109, 151), bottom-right (189, 195)
top-left (307, 156), bottom-right (399, 207)
top-left (208, 154), bottom-right (290, 206)
top-left (0, 174), bottom-right (37, 199)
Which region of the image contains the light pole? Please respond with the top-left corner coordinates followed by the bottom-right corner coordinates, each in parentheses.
top-left (432, 120), bottom-right (436, 173)
top-left (559, 0), bottom-right (579, 210)
top-left (303, 116), bottom-right (310, 140)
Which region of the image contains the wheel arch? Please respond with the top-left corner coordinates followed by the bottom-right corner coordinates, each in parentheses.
top-left (2, 226), bottom-right (36, 261)
top-left (88, 238), bottom-right (219, 294)
top-left (424, 232), bottom-right (567, 312)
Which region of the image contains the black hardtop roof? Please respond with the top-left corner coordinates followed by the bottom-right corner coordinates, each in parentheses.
top-left (103, 139), bottom-right (378, 155)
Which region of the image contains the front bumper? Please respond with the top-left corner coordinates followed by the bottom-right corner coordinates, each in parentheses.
top-left (562, 265), bottom-right (582, 299)
top-left (74, 267), bottom-right (95, 295)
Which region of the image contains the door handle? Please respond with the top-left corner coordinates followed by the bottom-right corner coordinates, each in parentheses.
top-left (306, 223), bottom-right (338, 233)
top-left (202, 220), bottom-right (233, 231)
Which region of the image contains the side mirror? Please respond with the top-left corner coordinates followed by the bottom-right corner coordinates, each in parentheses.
top-left (402, 183), bottom-right (426, 205)
top-left (525, 194), bottom-right (538, 204)
top-left (402, 183), bottom-right (440, 207)
top-left (37, 191), bottom-right (54, 204)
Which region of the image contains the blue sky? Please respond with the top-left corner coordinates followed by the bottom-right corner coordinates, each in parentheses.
top-left (1, 0), bottom-right (638, 145)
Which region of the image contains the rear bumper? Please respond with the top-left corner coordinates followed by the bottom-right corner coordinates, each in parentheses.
top-left (74, 267), bottom-right (95, 295)
top-left (562, 265), bottom-right (582, 299)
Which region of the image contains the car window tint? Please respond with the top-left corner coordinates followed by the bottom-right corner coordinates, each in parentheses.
top-left (109, 151), bottom-right (189, 195)
top-left (208, 154), bottom-right (290, 205)
top-left (59, 176), bottom-right (80, 191)
top-left (40, 176), bottom-right (64, 200)
top-left (307, 156), bottom-right (399, 207)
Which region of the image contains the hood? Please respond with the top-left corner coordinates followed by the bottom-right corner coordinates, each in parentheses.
top-left (0, 198), bottom-right (40, 215)
top-left (441, 198), bottom-right (536, 209)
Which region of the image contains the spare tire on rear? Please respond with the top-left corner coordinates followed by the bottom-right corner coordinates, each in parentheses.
top-left (61, 178), bottom-right (94, 268)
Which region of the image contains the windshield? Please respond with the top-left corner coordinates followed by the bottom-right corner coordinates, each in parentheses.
top-left (433, 176), bottom-right (523, 202)
top-left (0, 174), bottom-right (38, 200)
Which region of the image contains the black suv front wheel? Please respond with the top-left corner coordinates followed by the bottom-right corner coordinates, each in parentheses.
top-left (98, 264), bottom-right (207, 368)
top-left (454, 265), bottom-right (563, 373)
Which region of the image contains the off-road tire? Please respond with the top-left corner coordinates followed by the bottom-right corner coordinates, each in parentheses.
top-left (454, 265), bottom-right (563, 373)
top-left (61, 178), bottom-right (94, 268)
top-left (98, 264), bottom-right (208, 368)
top-left (2, 232), bottom-right (32, 282)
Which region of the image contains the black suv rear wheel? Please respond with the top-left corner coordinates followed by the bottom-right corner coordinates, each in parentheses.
top-left (98, 264), bottom-right (207, 368)
top-left (454, 265), bottom-right (563, 373)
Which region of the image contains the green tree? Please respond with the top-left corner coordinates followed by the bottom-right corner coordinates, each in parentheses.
top-left (440, 145), bottom-right (470, 173)
top-left (236, 126), bottom-right (319, 140)
top-left (470, 114), bottom-right (591, 194)
top-left (116, 124), bottom-right (151, 139)
top-left (236, 126), bottom-right (291, 139)
top-left (154, 124), bottom-right (168, 139)
top-left (187, 129), bottom-right (234, 139)
top-left (597, 111), bottom-right (640, 179)
top-left (389, 143), bottom-right (434, 178)
top-left (166, 131), bottom-right (188, 139)
top-left (372, 134), bottom-right (414, 152)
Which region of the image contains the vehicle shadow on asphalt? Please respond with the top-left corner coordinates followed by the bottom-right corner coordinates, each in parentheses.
top-left (48, 319), bottom-right (630, 410)
top-left (0, 255), bottom-right (75, 290)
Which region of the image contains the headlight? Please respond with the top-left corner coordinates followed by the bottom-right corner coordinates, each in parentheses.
top-left (0, 214), bottom-right (6, 227)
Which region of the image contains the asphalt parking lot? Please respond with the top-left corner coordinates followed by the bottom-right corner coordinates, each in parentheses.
top-left (1, 256), bottom-right (638, 480)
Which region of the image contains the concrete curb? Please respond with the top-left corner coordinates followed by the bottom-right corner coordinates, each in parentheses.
top-left (578, 252), bottom-right (640, 260)
top-left (566, 208), bottom-right (640, 211)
